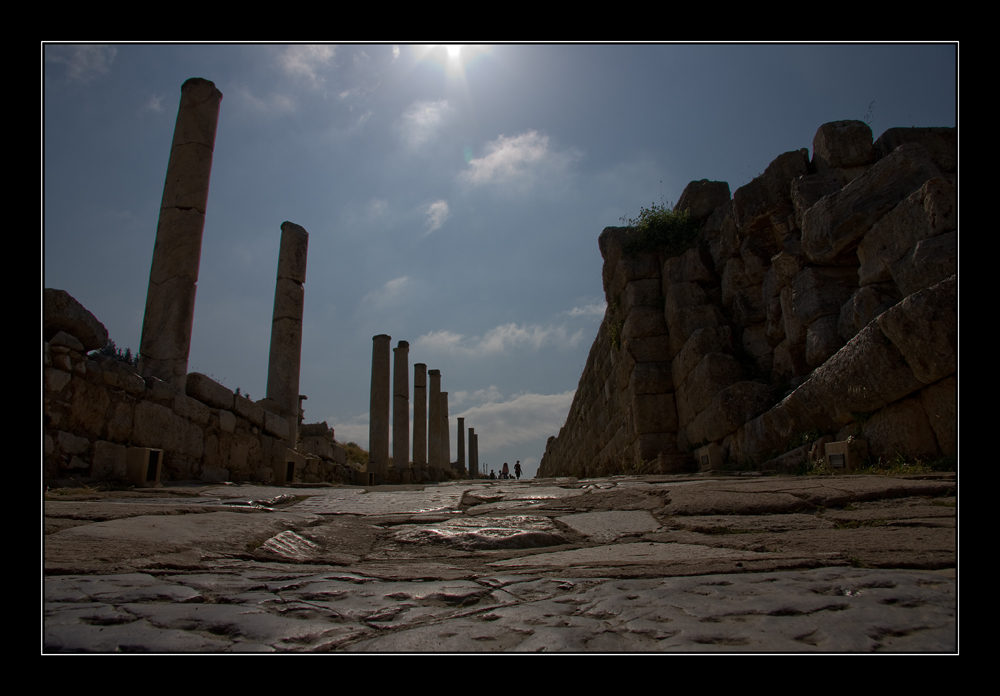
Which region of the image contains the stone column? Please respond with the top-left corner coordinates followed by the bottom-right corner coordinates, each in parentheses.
top-left (413, 364), bottom-right (427, 467)
top-left (393, 341), bottom-right (410, 469)
top-left (457, 417), bottom-right (466, 476)
top-left (265, 222), bottom-right (309, 449)
top-left (441, 392), bottom-right (451, 467)
top-left (369, 334), bottom-right (391, 478)
top-left (469, 429), bottom-right (478, 479)
top-left (139, 78), bottom-right (223, 392)
top-left (428, 369), bottom-right (441, 468)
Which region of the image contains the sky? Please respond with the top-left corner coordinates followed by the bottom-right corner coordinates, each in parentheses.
top-left (42, 43), bottom-right (958, 479)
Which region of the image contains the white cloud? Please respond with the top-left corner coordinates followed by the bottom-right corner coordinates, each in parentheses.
top-left (415, 322), bottom-right (583, 356)
top-left (330, 412), bottom-right (369, 451)
top-left (142, 94), bottom-right (165, 113)
top-left (280, 45), bottom-right (336, 88)
top-left (455, 391), bottom-right (576, 454)
top-left (458, 131), bottom-right (581, 194)
top-left (235, 85), bottom-right (296, 115)
top-left (424, 200), bottom-right (449, 234)
top-left (46, 45), bottom-right (116, 82)
top-left (566, 301), bottom-right (607, 317)
top-left (398, 100), bottom-right (455, 149)
top-left (361, 276), bottom-right (411, 309)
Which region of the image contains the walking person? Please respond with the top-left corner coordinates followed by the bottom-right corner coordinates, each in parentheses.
top-left (514, 461), bottom-right (521, 480)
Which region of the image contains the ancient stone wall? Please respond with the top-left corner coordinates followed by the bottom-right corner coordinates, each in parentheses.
top-left (43, 289), bottom-right (352, 485)
top-left (539, 121), bottom-right (956, 476)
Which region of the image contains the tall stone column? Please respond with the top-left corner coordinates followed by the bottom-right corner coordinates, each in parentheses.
top-left (369, 334), bottom-right (391, 478)
top-left (139, 78), bottom-right (223, 392)
top-left (457, 417), bottom-right (466, 476)
top-left (441, 392), bottom-right (451, 467)
top-left (428, 369), bottom-right (441, 468)
top-left (413, 364), bottom-right (427, 467)
top-left (264, 222), bottom-right (309, 449)
top-left (469, 429), bottom-right (478, 479)
top-left (393, 341), bottom-right (410, 469)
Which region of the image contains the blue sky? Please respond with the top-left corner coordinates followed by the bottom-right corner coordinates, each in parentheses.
top-left (43, 43), bottom-right (957, 479)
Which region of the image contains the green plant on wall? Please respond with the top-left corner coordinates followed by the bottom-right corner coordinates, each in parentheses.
top-left (619, 202), bottom-right (700, 256)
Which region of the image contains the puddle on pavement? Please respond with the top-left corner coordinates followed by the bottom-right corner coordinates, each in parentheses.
top-left (391, 515), bottom-right (570, 550)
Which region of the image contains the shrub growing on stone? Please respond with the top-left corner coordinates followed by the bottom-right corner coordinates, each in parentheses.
top-left (619, 202), bottom-right (700, 256)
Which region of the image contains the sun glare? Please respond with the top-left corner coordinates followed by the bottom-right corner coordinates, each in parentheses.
top-left (411, 44), bottom-right (491, 79)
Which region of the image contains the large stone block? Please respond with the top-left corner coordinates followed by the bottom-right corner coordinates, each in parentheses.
top-left (676, 352), bottom-right (744, 426)
top-left (732, 285), bottom-right (766, 326)
top-left (772, 338), bottom-right (809, 381)
top-left (173, 392), bottom-right (211, 425)
top-left (862, 396), bottom-right (941, 464)
top-left (635, 432), bottom-right (679, 462)
top-left (790, 173), bottom-right (844, 233)
top-left (812, 120), bottom-right (874, 172)
top-left (733, 149), bottom-right (810, 233)
top-left (740, 322), bottom-right (771, 359)
top-left (44, 288), bottom-right (109, 352)
top-left (632, 393), bottom-right (678, 434)
top-left (664, 281), bottom-right (707, 329)
top-left (805, 314), bottom-right (845, 369)
top-left (807, 322), bottom-right (923, 426)
top-left (876, 275), bottom-right (956, 385)
top-left (132, 400), bottom-right (186, 451)
top-left (68, 380), bottom-right (111, 439)
top-left (104, 393), bottom-right (135, 442)
top-left (873, 127), bottom-right (956, 171)
top-left (233, 394), bottom-right (265, 428)
top-left (838, 283), bottom-right (901, 342)
top-left (686, 381), bottom-right (775, 447)
top-left (801, 143), bottom-right (944, 266)
top-left (623, 279), bottom-right (663, 313)
top-left (780, 286), bottom-right (807, 345)
top-left (629, 361), bottom-right (673, 395)
top-left (91, 440), bottom-right (127, 480)
top-left (668, 304), bottom-right (727, 357)
top-left (672, 325), bottom-right (734, 388)
top-left (675, 179), bottom-right (731, 224)
top-left (856, 177), bottom-right (955, 286)
top-left (890, 231), bottom-right (956, 298)
top-left (622, 305), bottom-right (667, 340)
top-left (791, 266), bottom-right (860, 326)
top-left (626, 335), bottom-right (672, 364)
top-left (765, 296), bottom-right (785, 346)
top-left (186, 372), bottom-right (235, 410)
top-left (920, 376), bottom-right (956, 456)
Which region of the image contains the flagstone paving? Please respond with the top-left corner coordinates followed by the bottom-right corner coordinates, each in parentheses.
top-left (43, 473), bottom-right (957, 653)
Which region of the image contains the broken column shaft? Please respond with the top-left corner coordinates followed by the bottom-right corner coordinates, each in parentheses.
top-left (441, 391), bottom-right (450, 467)
top-left (428, 369), bottom-right (441, 468)
top-left (413, 363), bottom-right (427, 467)
top-left (264, 221), bottom-right (309, 449)
top-left (138, 78), bottom-right (223, 391)
top-left (457, 417), bottom-right (466, 476)
top-left (393, 341), bottom-right (410, 469)
top-left (469, 428), bottom-right (478, 479)
top-left (369, 334), bottom-right (391, 478)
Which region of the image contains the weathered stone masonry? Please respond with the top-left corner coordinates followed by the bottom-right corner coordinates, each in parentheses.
top-left (539, 121), bottom-right (956, 477)
top-left (43, 288), bottom-right (351, 484)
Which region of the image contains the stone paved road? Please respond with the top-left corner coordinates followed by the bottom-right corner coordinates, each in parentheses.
top-left (43, 473), bottom-right (957, 653)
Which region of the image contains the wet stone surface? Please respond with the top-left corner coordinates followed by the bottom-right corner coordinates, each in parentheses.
top-left (43, 473), bottom-right (957, 653)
